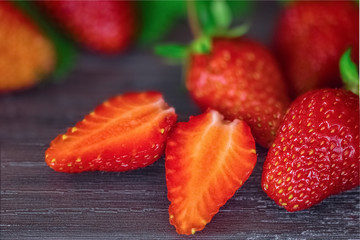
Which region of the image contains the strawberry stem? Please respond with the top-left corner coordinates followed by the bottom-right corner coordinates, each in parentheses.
top-left (340, 48), bottom-right (359, 95)
top-left (187, 0), bottom-right (202, 38)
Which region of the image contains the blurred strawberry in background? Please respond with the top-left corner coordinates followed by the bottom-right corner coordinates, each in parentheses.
top-left (37, 0), bottom-right (137, 54)
top-left (0, 1), bottom-right (55, 92)
top-left (274, 1), bottom-right (359, 98)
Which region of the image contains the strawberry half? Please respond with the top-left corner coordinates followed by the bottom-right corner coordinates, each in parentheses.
top-left (165, 110), bottom-right (257, 234)
top-left (262, 88), bottom-right (359, 212)
top-left (45, 92), bottom-right (177, 173)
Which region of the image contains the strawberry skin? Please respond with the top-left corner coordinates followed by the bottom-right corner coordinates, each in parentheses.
top-left (274, 1), bottom-right (359, 97)
top-left (165, 110), bottom-right (257, 234)
top-left (187, 37), bottom-right (290, 148)
top-left (38, 0), bottom-right (137, 54)
top-left (262, 89), bottom-right (359, 212)
top-left (0, 1), bottom-right (55, 92)
top-left (45, 92), bottom-right (177, 173)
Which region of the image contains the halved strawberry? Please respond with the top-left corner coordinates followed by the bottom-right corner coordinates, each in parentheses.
top-left (165, 110), bottom-right (257, 235)
top-left (45, 91), bottom-right (177, 173)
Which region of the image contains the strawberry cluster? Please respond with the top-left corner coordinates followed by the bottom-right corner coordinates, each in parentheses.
top-left (37, 0), bottom-right (360, 235)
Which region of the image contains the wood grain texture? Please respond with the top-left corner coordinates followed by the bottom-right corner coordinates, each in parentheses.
top-left (1, 2), bottom-right (359, 239)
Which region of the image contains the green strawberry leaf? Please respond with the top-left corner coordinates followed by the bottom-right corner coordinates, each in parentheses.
top-left (154, 0), bottom-right (253, 62)
top-left (144, 0), bottom-right (253, 46)
top-left (137, 1), bottom-right (186, 45)
top-left (154, 44), bottom-right (188, 59)
top-left (13, 1), bottom-right (76, 80)
top-left (215, 22), bottom-right (251, 38)
top-left (196, 1), bottom-right (216, 36)
top-left (228, 0), bottom-right (254, 16)
top-left (340, 48), bottom-right (359, 95)
top-left (211, 0), bottom-right (232, 30)
top-left (190, 35), bottom-right (212, 54)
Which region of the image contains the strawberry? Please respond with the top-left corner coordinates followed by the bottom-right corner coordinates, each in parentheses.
top-left (45, 92), bottom-right (177, 173)
top-left (0, 1), bottom-right (55, 92)
top-left (37, 0), bottom-right (137, 54)
top-left (165, 110), bottom-right (257, 234)
top-left (262, 88), bottom-right (359, 212)
top-left (187, 37), bottom-right (290, 148)
top-left (156, 1), bottom-right (290, 148)
top-left (274, 1), bottom-right (359, 97)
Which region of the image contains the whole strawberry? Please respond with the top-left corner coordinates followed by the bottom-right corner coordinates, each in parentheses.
top-left (274, 1), bottom-right (359, 97)
top-left (187, 37), bottom-right (290, 148)
top-left (37, 0), bottom-right (137, 54)
top-left (0, 1), bottom-right (55, 92)
top-left (262, 87), bottom-right (359, 211)
top-left (157, 1), bottom-right (290, 148)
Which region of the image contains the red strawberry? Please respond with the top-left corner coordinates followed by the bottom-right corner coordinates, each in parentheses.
top-left (38, 0), bottom-right (137, 54)
top-left (187, 37), bottom-right (290, 148)
top-left (262, 89), bottom-right (359, 212)
top-left (45, 92), bottom-right (177, 173)
top-left (274, 1), bottom-right (359, 97)
top-left (0, 1), bottom-right (55, 92)
top-left (165, 109), bottom-right (257, 234)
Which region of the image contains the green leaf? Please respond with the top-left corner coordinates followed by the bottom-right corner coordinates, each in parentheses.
top-left (12, 1), bottom-right (76, 80)
top-left (190, 35), bottom-right (212, 54)
top-left (211, 0), bottom-right (231, 29)
top-left (216, 22), bottom-right (250, 38)
top-left (196, 1), bottom-right (217, 35)
top-left (228, 1), bottom-right (254, 16)
top-left (154, 44), bottom-right (188, 59)
top-left (137, 1), bottom-right (186, 45)
top-left (340, 48), bottom-right (359, 95)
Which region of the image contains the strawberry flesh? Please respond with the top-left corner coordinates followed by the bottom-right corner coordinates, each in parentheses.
top-left (165, 109), bottom-right (257, 234)
top-left (262, 89), bottom-right (359, 211)
top-left (45, 91), bottom-right (177, 173)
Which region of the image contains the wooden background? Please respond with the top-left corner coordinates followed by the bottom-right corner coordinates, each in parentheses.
top-left (1, 2), bottom-right (359, 239)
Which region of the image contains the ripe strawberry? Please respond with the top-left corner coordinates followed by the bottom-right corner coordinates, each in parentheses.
top-left (274, 1), bottom-right (359, 97)
top-left (0, 1), bottom-right (55, 92)
top-left (45, 92), bottom-right (177, 173)
top-left (187, 37), bottom-right (290, 148)
top-left (165, 110), bottom-right (257, 234)
top-left (262, 88), bottom-right (359, 212)
top-left (37, 0), bottom-right (137, 54)
top-left (156, 1), bottom-right (290, 148)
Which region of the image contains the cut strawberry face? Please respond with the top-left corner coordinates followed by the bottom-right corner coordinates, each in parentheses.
top-left (165, 109), bottom-right (257, 235)
top-left (45, 91), bottom-right (177, 173)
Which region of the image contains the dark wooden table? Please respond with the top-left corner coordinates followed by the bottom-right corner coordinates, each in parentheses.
top-left (1, 2), bottom-right (359, 239)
